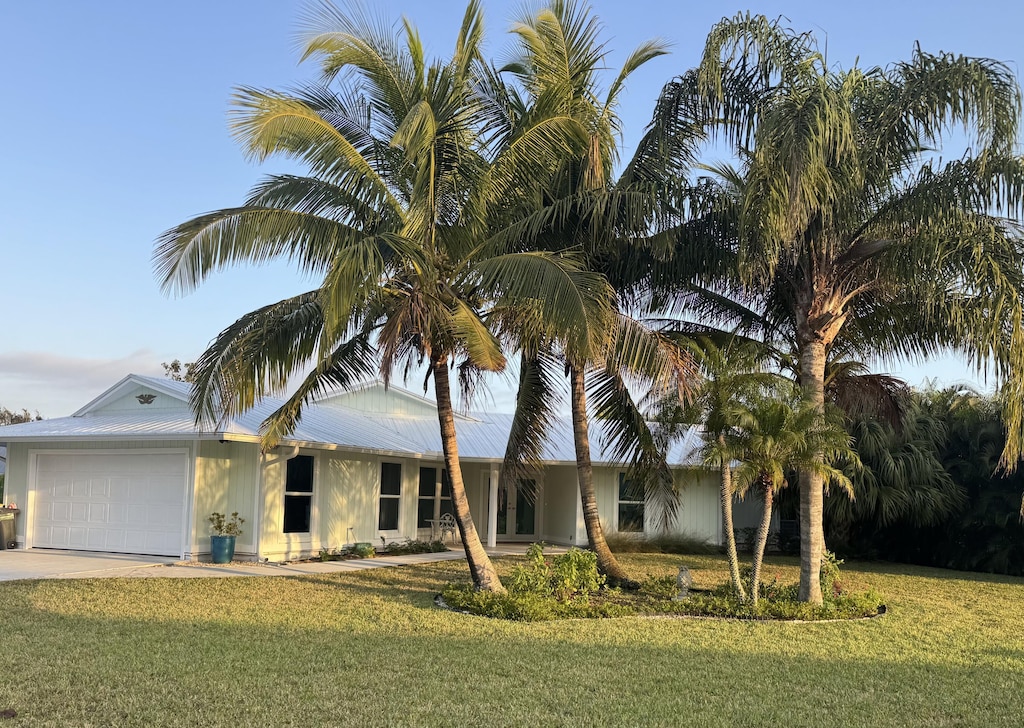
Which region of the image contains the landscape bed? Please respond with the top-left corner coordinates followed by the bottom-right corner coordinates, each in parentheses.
top-left (0, 553), bottom-right (1020, 726)
top-left (440, 546), bottom-right (885, 622)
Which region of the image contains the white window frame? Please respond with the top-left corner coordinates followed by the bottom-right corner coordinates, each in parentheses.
top-left (615, 471), bottom-right (645, 534)
top-left (283, 453), bottom-right (316, 536)
top-left (377, 460), bottom-right (403, 536)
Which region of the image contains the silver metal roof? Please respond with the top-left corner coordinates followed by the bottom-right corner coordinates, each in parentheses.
top-left (0, 374), bottom-right (703, 465)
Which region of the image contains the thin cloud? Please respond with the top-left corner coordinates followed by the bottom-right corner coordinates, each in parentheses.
top-left (0, 350), bottom-right (168, 416)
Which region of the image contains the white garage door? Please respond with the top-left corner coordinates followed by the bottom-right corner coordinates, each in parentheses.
top-left (32, 452), bottom-right (187, 556)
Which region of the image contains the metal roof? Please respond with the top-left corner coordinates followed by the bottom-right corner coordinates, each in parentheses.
top-left (0, 374), bottom-right (703, 466)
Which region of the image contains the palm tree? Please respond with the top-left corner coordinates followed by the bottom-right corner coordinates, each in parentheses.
top-left (726, 390), bottom-right (854, 604)
top-left (493, 0), bottom-right (689, 588)
top-left (824, 386), bottom-right (964, 549)
top-left (153, 0), bottom-right (613, 592)
top-left (665, 337), bottom-right (774, 600)
top-left (650, 14), bottom-right (1024, 602)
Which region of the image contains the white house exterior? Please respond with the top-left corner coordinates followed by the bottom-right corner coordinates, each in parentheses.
top-left (0, 374), bottom-right (725, 561)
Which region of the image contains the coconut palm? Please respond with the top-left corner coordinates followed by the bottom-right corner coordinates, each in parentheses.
top-left (650, 14), bottom-right (1024, 602)
top-left (492, 0), bottom-right (692, 588)
top-left (153, 0), bottom-right (614, 592)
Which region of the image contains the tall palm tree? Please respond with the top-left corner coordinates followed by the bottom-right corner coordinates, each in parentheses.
top-left (493, 0), bottom-right (690, 588)
top-left (153, 0), bottom-right (613, 592)
top-left (650, 14), bottom-right (1024, 602)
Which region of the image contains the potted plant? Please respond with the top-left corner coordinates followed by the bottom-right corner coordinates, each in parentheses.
top-left (208, 511), bottom-right (245, 563)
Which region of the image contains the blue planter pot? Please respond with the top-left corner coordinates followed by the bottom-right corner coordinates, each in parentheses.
top-left (210, 535), bottom-right (236, 564)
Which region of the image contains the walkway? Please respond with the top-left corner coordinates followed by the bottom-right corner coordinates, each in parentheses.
top-left (0, 543), bottom-right (561, 581)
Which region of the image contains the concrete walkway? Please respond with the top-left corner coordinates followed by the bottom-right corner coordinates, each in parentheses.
top-left (0, 543), bottom-right (559, 581)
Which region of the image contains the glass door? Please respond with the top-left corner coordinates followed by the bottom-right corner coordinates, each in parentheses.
top-left (492, 478), bottom-right (539, 539)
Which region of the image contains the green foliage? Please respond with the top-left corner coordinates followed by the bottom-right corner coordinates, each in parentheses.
top-left (604, 533), bottom-right (719, 555)
top-left (819, 551), bottom-right (844, 598)
top-left (828, 386), bottom-right (1024, 576)
top-left (351, 542), bottom-right (376, 559)
top-left (507, 545), bottom-right (606, 602)
top-left (161, 359), bottom-right (197, 383)
top-left (443, 546), bottom-right (615, 621)
top-left (677, 555), bottom-right (882, 621)
top-left (317, 537), bottom-right (448, 564)
top-left (443, 547), bottom-right (882, 622)
top-left (379, 540), bottom-right (449, 556)
top-left (208, 512), bottom-right (244, 537)
top-left (549, 547), bottom-right (605, 601)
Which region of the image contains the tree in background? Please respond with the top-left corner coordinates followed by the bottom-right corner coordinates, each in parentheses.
top-left (0, 408), bottom-right (42, 426)
top-left (161, 360), bottom-right (197, 383)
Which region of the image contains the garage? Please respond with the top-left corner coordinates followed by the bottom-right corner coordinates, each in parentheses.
top-left (31, 451), bottom-right (188, 557)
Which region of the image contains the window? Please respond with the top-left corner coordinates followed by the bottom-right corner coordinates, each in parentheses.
top-left (417, 467), bottom-right (453, 528)
top-left (284, 455), bottom-right (314, 534)
top-left (379, 462), bottom-right (402, 531)
top-left (417, 467), bottom-right (436, 528)
top-left (617, 472), bottom-right (644, 533)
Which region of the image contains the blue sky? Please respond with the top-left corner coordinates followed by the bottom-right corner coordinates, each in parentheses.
top-left (1, 0), bottom-right (1021, 416)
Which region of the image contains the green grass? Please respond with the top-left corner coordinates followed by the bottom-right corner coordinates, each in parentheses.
top-left (0, 554), bottom-right (1021, 726)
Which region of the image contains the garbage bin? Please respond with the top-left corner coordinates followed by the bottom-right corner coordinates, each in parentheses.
top-left (0, 508), bottom-right (18, 549)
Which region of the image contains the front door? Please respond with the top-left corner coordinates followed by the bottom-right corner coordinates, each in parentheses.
top-left (493, 478), bottom-right (539, 540)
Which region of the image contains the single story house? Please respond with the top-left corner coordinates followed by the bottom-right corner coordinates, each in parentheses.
top-left (0, 374), bottom-right (763, 562)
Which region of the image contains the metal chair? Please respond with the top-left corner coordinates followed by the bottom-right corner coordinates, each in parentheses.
top-left (438, 512), bottom-right (457, 543)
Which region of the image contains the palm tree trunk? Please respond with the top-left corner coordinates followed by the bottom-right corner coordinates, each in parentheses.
top-left (569, 363), bottom-right (636, 589)
top-left (797, 338), bottom-right (827, 604)
top-left (432, 356), bottom-right (505, 592)
top-left (719, 448), bottom-right (746, 601)
top-left (750, 477), bottom-right (774, 606)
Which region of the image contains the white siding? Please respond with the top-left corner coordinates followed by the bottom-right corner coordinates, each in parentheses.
top-left (91, 385), bottom-right (191, 414)
top-left (192, 441), bottom-right (260, 558)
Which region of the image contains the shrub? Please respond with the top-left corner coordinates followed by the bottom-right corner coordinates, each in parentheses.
top-left (379, 539), bottom-right (450, 556)
top-left (549, 548), bottom-right (604, 601)
top-left (208, 512), bottom-right (245, 537)
top-left (605, 533), bottom-right (719, 555)
top-left (505, 545), bottom-right (605, 602)
top-left (351, 542), bottom-right (375, 558)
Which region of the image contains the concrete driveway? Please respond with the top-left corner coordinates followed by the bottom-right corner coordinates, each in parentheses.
top-left (0, 550), bottom-right (175, 581)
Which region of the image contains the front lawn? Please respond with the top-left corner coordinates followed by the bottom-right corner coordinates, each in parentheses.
top-left (0, 554), bottom-right (1020, 726)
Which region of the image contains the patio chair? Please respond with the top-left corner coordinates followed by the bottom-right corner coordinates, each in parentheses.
top-left (438, 513), bottom-right (457, 543)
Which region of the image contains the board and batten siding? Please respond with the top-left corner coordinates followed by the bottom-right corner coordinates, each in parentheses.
top-left (589, 465), bottom-right (722, 545)
top-left (541, 465), bottom-right (582, 546)
top-left (94, 385), bottom-right (192, 414)
top-left (258, 449), bottom-right (430, 561)
top-left (669, 469), bottom-right (721, 544)
top-left (192, 440), bottom-right (260, 558)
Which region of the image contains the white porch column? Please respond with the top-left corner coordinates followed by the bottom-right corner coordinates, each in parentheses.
top-left (487, 465), bottom-right (499, 548)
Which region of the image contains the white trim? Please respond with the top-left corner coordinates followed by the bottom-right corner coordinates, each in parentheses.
top-left (486, 471), bottom-right (543, 541)
top-left (183, 444), bottom-right (198, 559)
top-left (375, 459), bottom-right (404, 539)
top-left (487, 466), bottom-right (499, 548)
top-left (281, 451), bottom-right (316, 542)
top-left (614, 470), bottom-right (645, 534)
top-left (26, 447), bottom-right (192, 558)
top-left (254, 449), bottom-right (265, 559)
top-left (72, 375), bottom-right (190, 416)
